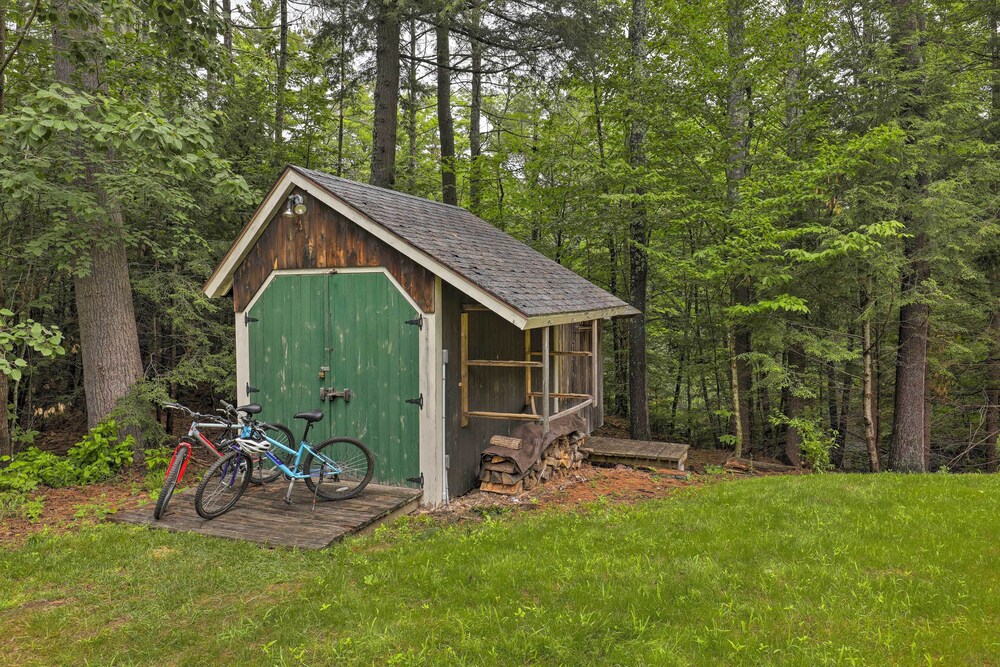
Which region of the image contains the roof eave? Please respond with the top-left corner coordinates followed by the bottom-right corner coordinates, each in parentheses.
top-left (520, 305), bottom-right (640, 330)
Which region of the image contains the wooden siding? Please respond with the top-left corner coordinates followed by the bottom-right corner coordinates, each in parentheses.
top-left (443, 283), bottom-right (605, 496)
top-left (232, 187), bottom-right (436, 313)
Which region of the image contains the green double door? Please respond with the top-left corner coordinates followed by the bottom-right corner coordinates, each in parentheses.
top-left (247, 272), bottom-right (421, 486)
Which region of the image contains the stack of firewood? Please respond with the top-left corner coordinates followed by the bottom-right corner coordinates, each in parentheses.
top-left (479, 433), bottom-right (587, 495)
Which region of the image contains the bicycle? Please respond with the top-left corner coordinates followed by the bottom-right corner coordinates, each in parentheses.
top-left (154, 401), bottom-right (293, 520)
top-left (193, 408), bottom-right (374, 519)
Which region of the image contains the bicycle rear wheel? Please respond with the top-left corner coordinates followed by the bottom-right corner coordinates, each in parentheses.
top-left (194, 450), bottom-right (252, 519)
top-left (250, 422), bottom-right (294, 484)
top-left (154, 442), bottom-right (191, 520)
top-left (303, 437), bottom-right (374, 501)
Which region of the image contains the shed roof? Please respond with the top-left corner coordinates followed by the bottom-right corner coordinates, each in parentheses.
top-left (205, 166), bottom-right (638, 329)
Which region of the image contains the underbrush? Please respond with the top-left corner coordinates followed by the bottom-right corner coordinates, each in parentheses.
top-left (0, 420), bottom-right (133, 493)
top-left (0, 491), bottom-right (43, 521)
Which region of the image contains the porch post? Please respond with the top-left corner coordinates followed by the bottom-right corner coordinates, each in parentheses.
top-left (542, 325), bottom-right (550, 434)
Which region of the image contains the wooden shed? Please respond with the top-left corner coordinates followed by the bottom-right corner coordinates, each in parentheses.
top-left (204, 166), bottom-right (637, 505)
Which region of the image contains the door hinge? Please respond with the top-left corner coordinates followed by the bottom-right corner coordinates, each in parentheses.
top-left (244, 314), bottom-right (259, 325)
top-left (406, 394), bottom-right (423, 409)
top-left (405, 315), bottom-right (423, 329)
top-left (246, 383), bottom-right (260, 394)
top-left (406, 472), bottom-right (424, 487)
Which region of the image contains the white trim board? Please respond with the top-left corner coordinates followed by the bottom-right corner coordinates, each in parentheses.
top-left (204, 168), bottom-right (637, 330)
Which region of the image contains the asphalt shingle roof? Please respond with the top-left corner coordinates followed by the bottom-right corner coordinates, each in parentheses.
top-left (293, 166), bottom-right (636, 319)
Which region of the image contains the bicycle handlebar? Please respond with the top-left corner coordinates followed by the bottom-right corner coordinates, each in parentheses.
top-left (163, 401), bottom-right (233, 424)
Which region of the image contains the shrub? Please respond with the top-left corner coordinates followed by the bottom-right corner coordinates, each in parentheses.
top-left (0, 419), bottom-right (134, 492)
top-left (770, 413), bottom-right (836, 473)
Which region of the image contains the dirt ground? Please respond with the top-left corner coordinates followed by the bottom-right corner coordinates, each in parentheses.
top-left (419, 463), bottom-right (701, 523)
top-left (0, 472), bottom-right (151, 547)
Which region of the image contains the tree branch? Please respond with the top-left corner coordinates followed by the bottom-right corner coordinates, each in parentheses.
top-left (0, 0), bottom-right (41, 80)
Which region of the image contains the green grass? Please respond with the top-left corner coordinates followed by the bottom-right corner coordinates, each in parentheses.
top-left (3, 474), bottom-right (1000, 665)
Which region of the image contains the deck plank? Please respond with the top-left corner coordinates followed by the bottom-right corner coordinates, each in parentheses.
top-left (585, 436), bottom-right (690, 471)
top-left (112, 481), bottom-right (422, 549)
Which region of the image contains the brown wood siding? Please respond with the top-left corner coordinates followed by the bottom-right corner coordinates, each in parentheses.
top-left (443, 286), bottom-right (604, 496)
top-left (232, 188), bottom-right (435, 313)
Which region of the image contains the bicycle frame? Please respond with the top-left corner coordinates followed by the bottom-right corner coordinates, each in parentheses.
top-left (187, 420), bottom-right (238, 457)
top-left (243, 425), bottom-right (342, 480)
top-left (170, 419), bottom-right (238, 485)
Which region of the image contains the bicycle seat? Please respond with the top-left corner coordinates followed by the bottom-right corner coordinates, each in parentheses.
top-left (237, 403), bottom-right (262, 415)
top-left (294, 410), bottom-right (325, 423)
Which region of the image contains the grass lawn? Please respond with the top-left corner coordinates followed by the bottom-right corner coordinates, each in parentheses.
top-left (3, 474), bottom-right (1000, 666)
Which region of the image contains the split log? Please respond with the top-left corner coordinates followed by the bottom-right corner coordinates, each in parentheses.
top-left (481, 480), bottom-right (523, 495)
top-left (489, 435), bottom-right (522, 450)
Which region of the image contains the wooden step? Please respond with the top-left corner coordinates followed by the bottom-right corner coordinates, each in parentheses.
top-left (584, 436), bottom-right (689, 471)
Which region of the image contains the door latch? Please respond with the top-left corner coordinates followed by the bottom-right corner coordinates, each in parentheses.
top-left (320, 387), bottom-right (352, 403)
top-left (318, 366), bottom-right (329, 380)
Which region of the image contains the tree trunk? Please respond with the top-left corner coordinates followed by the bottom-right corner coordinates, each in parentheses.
top-left (729, 330), bottom-right (745, 458)
top-left (371, 1), bottom-right (400, 189)
top-left (404, 18), bottom-right (418, 191)
top-left (53, 1), bottom-right (144, 431)
top-left (985, 4), bottom-right (1000, 473)
top-left (834, 337), bottom-right (854, 469)
top-left (222, 0), bottom-right (233, 57)
top-left (436, 24), bottom-right (457, 205)
top-left (627, 0), bottom-right (650, 441)
top-left (0, 1), bottom-right (6, 114)
top-left (862, 284), bottom-right (880, 472)
top-left (337, 1), bottom-right (349, 177)
top-left (888, 0), bottom-right (929, 473)
top-left (207, 0), bottom-right (217, 106)
top-left (784, 344), bottom-right (804, 466)
top-left (890, 244), bottom-right (930, 472)
top-left (727, 0), bottom-right (752, 454)
top-left (988, 310), bottom-right (1000, 472)
top-left (469, 21), bottom-right (483, 215)
top-left (275, 0), bottom-right (287, 146)
top-left (0, 372), bottom-right (10, 458)
top-left (923, 342), bottom-right (932, 468)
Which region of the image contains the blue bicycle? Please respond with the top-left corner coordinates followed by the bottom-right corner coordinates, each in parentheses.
top-left (193, 406), bottom-right (374, 519)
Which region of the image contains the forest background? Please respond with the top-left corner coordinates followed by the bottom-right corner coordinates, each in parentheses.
top-left (1, 0), bottom-right (998, 474)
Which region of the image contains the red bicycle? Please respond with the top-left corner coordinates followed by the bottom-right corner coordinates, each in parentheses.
top-left (153, 401), bottom-right (293, 520)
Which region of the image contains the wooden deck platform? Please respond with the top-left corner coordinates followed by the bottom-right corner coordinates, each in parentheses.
top-left (113, 482), bottom-right (422, 549)
top-left (584, 436), bottom-right (689, 471)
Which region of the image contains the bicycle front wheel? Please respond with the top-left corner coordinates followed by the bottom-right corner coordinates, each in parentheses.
top-left (154, 442), bottom-right (191, 520)
top-left (194, 450), bottom-right (252, 519)
top-left (250, 422), bottom-right (294, 484)
top-left (303, 437), bottom-right (374, 501)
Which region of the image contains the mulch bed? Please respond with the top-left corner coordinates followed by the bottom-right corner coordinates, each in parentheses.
top-left (0, 472), bottom-right (150, 548)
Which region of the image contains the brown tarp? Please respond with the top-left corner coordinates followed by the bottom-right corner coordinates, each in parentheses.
top-left (481, 414), bottom-right (587, 475)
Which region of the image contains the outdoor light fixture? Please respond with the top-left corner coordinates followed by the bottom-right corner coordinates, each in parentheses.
top-left (283, 194), bottom-right (306, 218)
